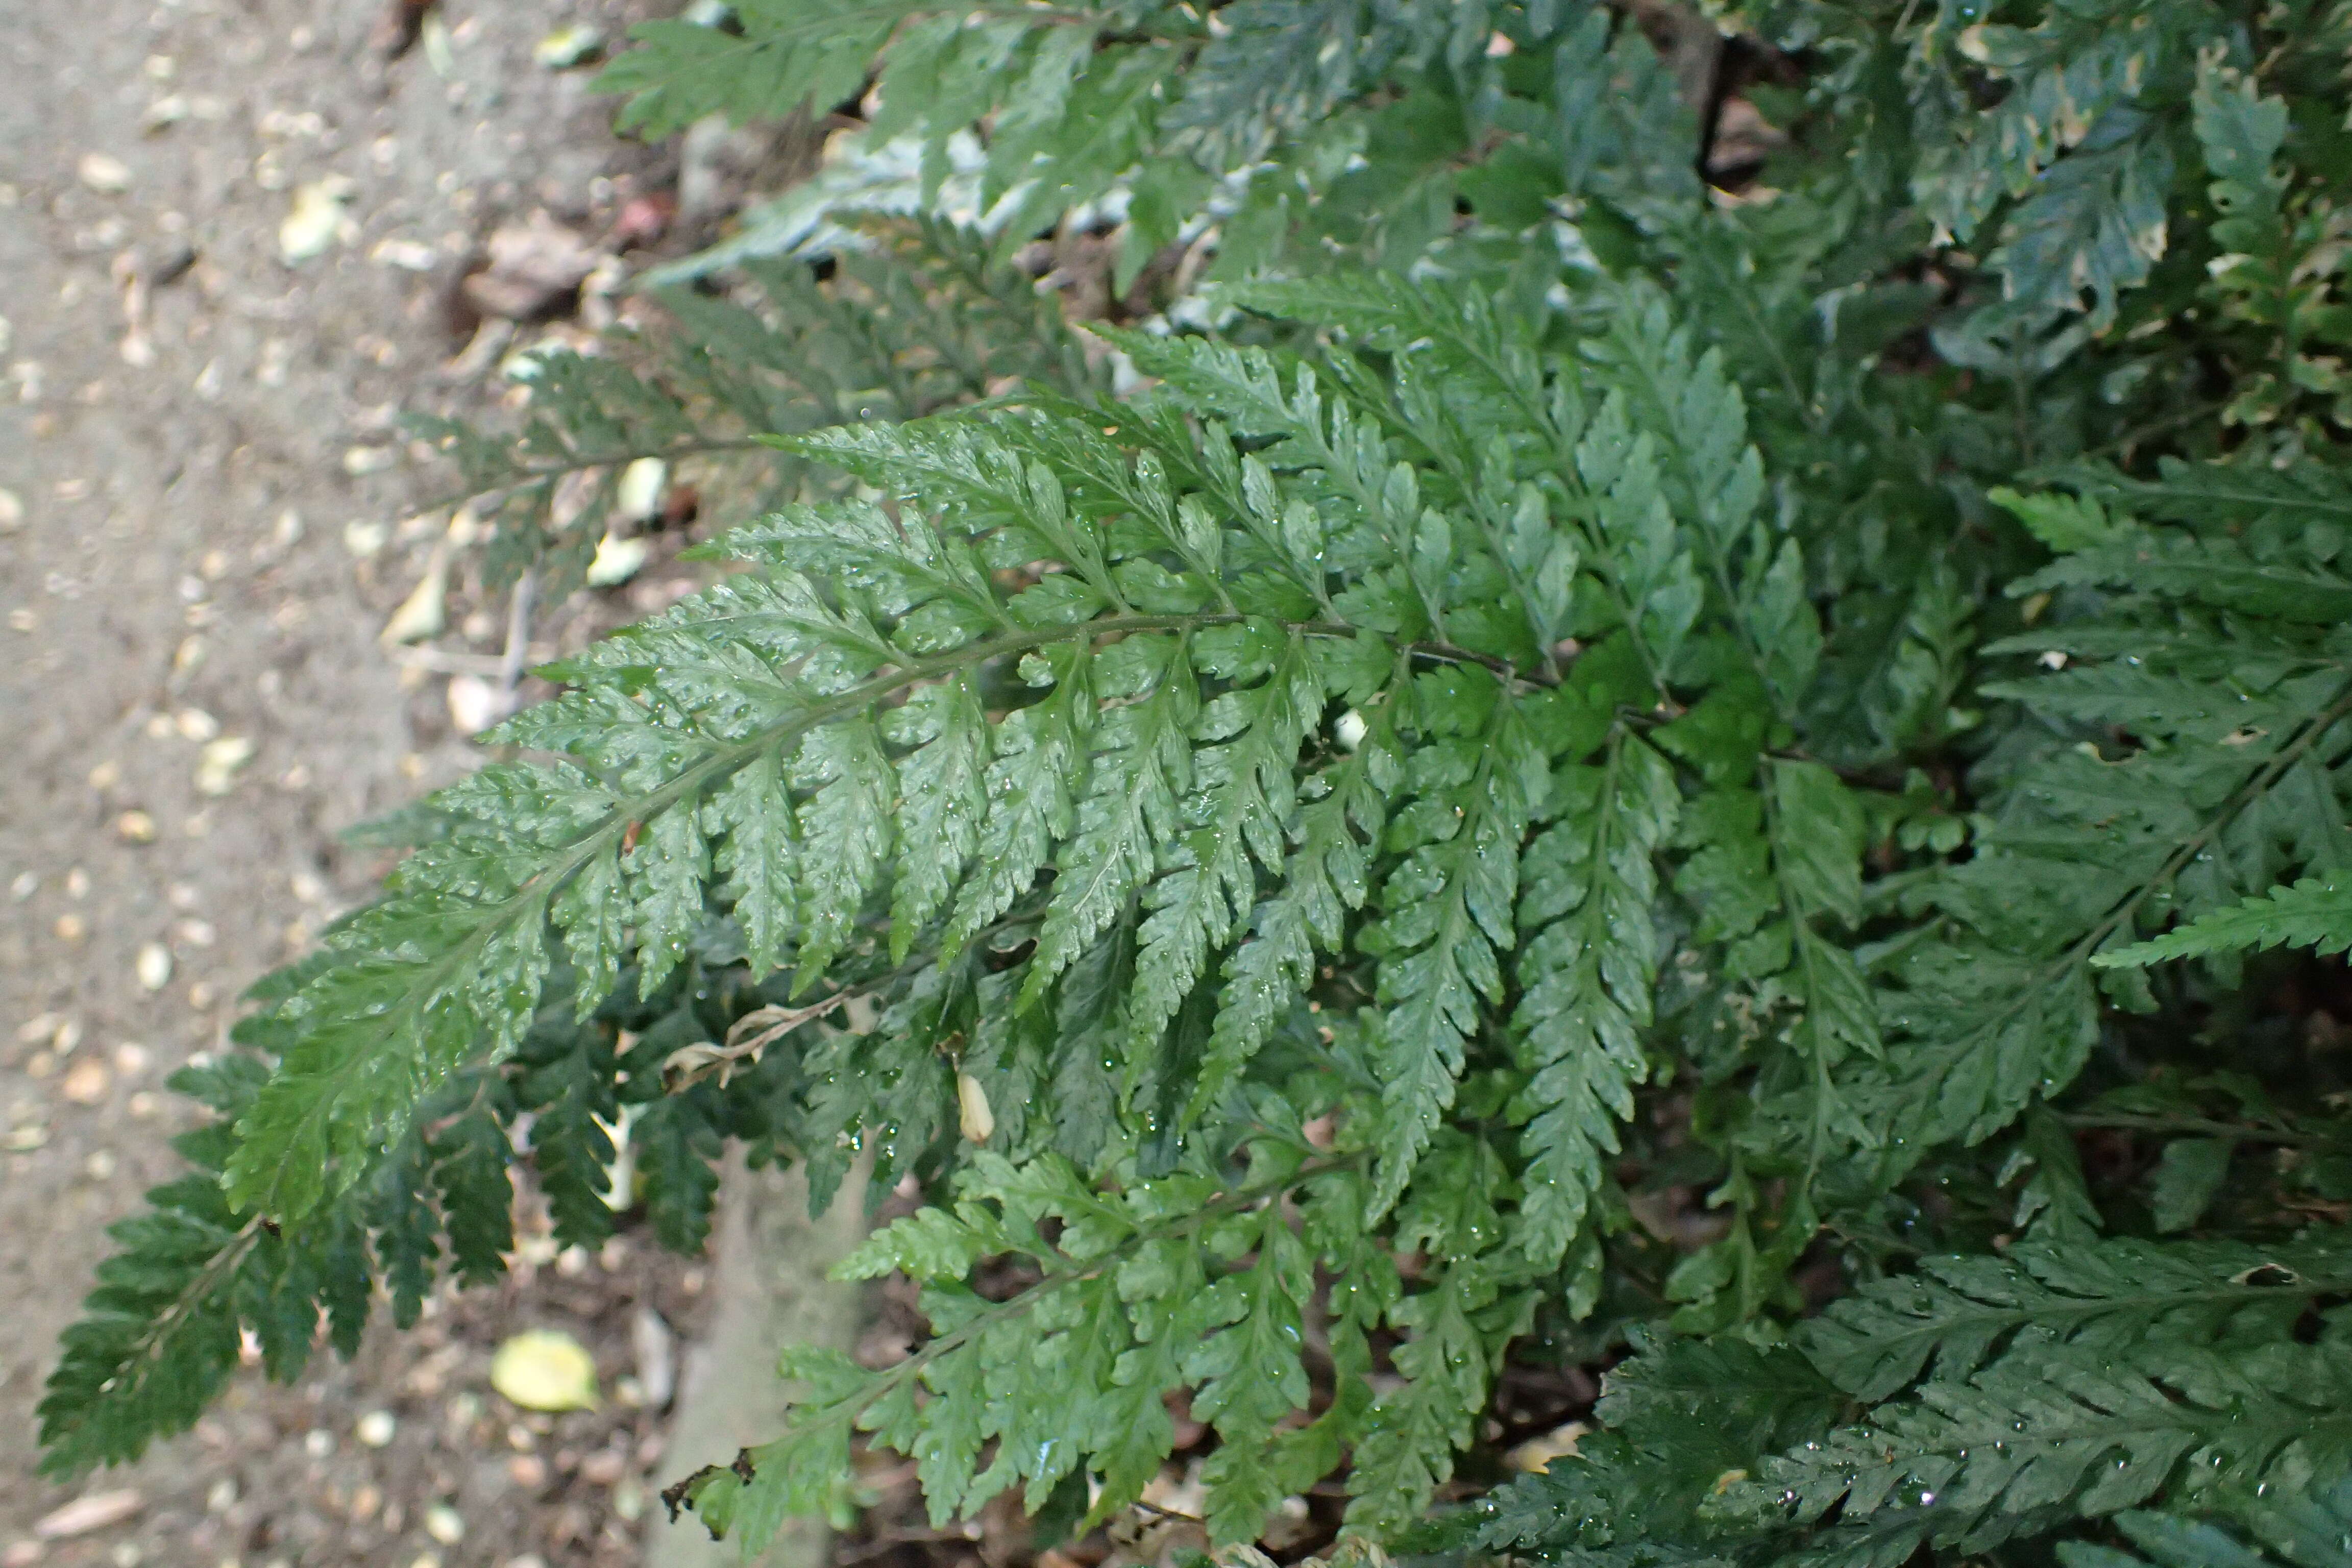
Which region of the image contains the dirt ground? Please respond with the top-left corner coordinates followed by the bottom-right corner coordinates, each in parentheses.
top-left (0, 1), bottom-right (763, 1562)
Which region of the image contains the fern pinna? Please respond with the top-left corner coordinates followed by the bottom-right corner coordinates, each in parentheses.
top-left (41, 0), bottom-right (2352, 1562)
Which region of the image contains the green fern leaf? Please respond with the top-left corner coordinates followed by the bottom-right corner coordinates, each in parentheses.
top-left (1511, 729), bottom-right (1678, 1264)
top-left (2095, 880), bottom-right (2352, 968)
top-left (1131, 628), bottom-right (1325, 1049)
top-left (1797, 1230), bottom-right (2352, 1403)
top-left (1365, 676), bottom-right (1545, 1210)
top-left (1744, 1335), bottom-right (2352, 1556)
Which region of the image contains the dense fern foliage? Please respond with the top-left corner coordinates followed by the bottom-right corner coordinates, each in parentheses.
top-left (43, 2), bottom-right (2352, 1565)
top-left (418, 219), bottom-right (1102, 594)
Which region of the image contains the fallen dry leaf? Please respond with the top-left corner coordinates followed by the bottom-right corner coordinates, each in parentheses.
top-left (615, 457), bottom-right (667, 523)
top-left (380, 541), bottom-right (451, 644)
top-left (371, 236), bottom-right (440, 272)
top-left (957, 1070), bottom-right (994, 1143)
top-left (461, 212), bottom-right (602, 321)
top-left (584, 532), bottom-right (648, 588)
top-left (35, 1488), bottom-right (140, 1539)
top-left (534, 23), bottom-right (604, 69)
top-left (371, 0), bottom-right (434, 58)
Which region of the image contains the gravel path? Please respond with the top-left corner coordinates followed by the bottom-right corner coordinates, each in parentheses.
top-left (0, 3), bottom-right (725, 1562)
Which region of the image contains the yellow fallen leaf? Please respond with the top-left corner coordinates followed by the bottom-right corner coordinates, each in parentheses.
top-left (490, 1329), bottom-right (599, 1412)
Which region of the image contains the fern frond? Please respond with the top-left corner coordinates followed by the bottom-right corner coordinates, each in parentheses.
top-left (674, 1149), bottom-right (1369, 1553)
top-left (2060, 1484), bottom-right (2352, 1568)
top-left (37, 1062), bottom-right (367, 1476)
top-left (1511, 729), bottom-right (1677, 1265)
top-left (1363, 677), bottom-right (1545, 1210)
top-left (601, 0), bottom-right (931, 138)
top-left (418, 221), bottom-right (1100, 593)
top-left (2095, 879), bottom-right (2352, 969)
top-left (1744, 1334), bottom-right (2352, 1557)
top-left (1798, 1230), bottom-right (2352, 1403)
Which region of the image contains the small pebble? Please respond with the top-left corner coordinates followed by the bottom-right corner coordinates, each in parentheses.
top-left (173, 708), bottom-right (218, 741)
top-left (113, 1042), bottom-right (150, 1076)
top-left (0, 488), bottom-right (22, 532)
top-left (77, 153), bottom-right (132, 194)
top-left (446, 674), bottom-right (503, 737)
top-left (355, 1409), bottom-right (396, 1448)
top-left (54, 914), bottom-right (86, 943)
top-left (135, 942), bottom-right (172, 992)
top-left (204, 1479), bottom-right (235, 1513)
top-left (187, 982), bottom-right (216, 1010)
top-left (86, 761), bottom-right (120, 790)
top-left (127, 1092), bottom-right (159, 1119)
top-left (302, 1428), bottom-right (333, 1459)
top-left (279, 178), bottom-right (352, 263)
top-left (505, 1454), bottom-right (547, 1488)
top-left (84, 1150), bottom-right (115, 1180)
top-left (59, 1059), bottom-right (110, 1105)
top-left (350, 1483), bottom-right (382, 1522)
top-left (423, 1504), bottom-right (464, 1545)
top-left (65, 868), bottom-right (89, 898)
top-left (114, 811), bottom-right (157, 844)
top-left (194, 736), bottom-right (254, 796)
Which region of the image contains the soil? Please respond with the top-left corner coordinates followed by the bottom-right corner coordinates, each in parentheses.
top-left (0, 2), bottom-right (753, 1563)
